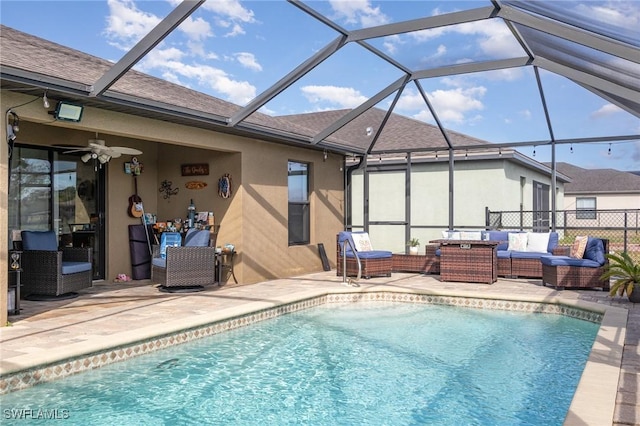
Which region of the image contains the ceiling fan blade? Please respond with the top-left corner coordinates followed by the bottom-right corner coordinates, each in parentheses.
top-left (63, 147), bottom-right (91, 154)
top-left (111, 146), bottom-right (142, 155)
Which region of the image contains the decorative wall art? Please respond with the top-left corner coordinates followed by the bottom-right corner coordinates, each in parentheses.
top-left (185, 181), bottom-right (207, 190)
top-left (159, 180), bottom-right (179, 200)
top-left (181, 163), bottom-right (209, 176)
top-left (218, 173), bottom-right (232, 199)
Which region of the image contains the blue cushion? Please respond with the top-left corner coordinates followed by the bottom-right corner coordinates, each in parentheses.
top-left (435, 248), bottom-right (441, 257)
top-left (540, 256), bottom-right (601, 268)
top-left (345, 250), bottom-right (392, 259)
top-left (487, 231), bottom-right (510, 251)
top-left (583, 238), bottom-right (606, 266)
top-left (152, 258), bottom-right (167, 268)
top-left (547, 232), bottom-right (559, 253)
top-left (496, 250), bottom-right (511, 259)
top-left (61, 261), bottom-right (92, 274)
top-left (21, 230), bottom-right (58, 251)
top-left (160, 232), bottom-right (182, 259)
top-left (510, 251), bottom-right (553, 259)
top-left (184, 229), bottom-right (210, 247)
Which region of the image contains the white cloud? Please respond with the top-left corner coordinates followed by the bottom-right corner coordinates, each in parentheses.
top-left (105, 0), bottom-right (161, 49)
top-left (201, 0), bottom-right (255, 24)
top-left (234, 52), bottom-right (262, 72)
top-left (300, 86), bottom-right (368, 108)
top-left (591, 103), bottom-right (623, 119)
top-left (395, 86), bottom-right (486, 125)
top-left (139, 48), bottom-right (256, 105)
top-left (179, 16), bottom-right (213, 41)
top-left (329, 0), bottom-right (389, 27)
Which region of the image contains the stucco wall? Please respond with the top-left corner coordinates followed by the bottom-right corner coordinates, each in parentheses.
top-left (1, 92), bottom-right (344, 296)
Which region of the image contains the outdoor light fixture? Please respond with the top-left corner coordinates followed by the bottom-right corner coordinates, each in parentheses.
top-left (43, 90), bottom-right (50, 109)
top-left (323, 150), bottom-right (327, 161)
top-left (54, 101), bottom-right (84, 122)
top-left (608, 143), bottom-right (612, 155)
top-left (570, 144), bottom-right (573, 154)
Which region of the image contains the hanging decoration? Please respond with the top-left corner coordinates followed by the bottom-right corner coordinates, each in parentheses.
top-left (159, 180), bottom-right (179, 200)
top-left (218, 173), bottom-right (232, 199)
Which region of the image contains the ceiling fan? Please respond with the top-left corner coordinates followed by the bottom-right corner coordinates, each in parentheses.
top-left (64, 136), bottom-right (142, 164)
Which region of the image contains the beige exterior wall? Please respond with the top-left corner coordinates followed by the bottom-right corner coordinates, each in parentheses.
top-left (1, 92), bottom-right (344, 324)
top-left (564, 194), bottom-right (640, 210)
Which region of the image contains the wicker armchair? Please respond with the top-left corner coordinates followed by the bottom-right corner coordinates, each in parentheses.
top-left (19, 230), bottom-right (93, 300)
top-left (336, 232), bottom-right (392, 279)
top-left (152, 229), bottom-right (217, 292)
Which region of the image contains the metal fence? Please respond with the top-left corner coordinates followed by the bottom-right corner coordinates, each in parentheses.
top-left (486, 208), bottom-right (640, 258)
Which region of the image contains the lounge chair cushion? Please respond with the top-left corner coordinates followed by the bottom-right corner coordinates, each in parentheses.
top-left (21, 230), bottom-right (58, 251)
top-left (61, 261), bottom-right (93, 275)
top-left (338, 231), bottom-right (392, 259)
top-left (184, 229), bottom-right (210, 247)
top-left (583, 237), bottom-right (606, 266)
top-left (540, 256), bottom-right (601, 268)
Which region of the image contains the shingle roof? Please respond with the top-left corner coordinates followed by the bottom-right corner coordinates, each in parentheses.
top-left (549, 162), bottom-right (640, 194)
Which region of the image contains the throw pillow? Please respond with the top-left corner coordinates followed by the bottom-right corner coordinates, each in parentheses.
top-left (526, 232), bottom-right (550, 253)
top-left (507, 233), bottom-right (528, 252)
top-left (570, 235), bottom-right (589, 259)
top-left (351, 233), bottom-right (373, 252)
top-left (460, 231), bottom-right (482, 240)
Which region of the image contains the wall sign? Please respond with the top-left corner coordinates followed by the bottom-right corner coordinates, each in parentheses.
top-left (181, 163), bottom-right (209, 176)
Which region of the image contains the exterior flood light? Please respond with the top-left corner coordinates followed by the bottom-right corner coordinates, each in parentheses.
top-left (54, 102), bottom-right (84, 122)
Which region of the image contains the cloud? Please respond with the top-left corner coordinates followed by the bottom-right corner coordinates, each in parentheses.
top-left (300, 86), bottom-right (368, 108)
top-left (140, 48), bottom-right (256, 105)
top-left (234, 52), bottom-right (262, 72)
top-left (105, 0), bottom-right (161, 49)
top-left (395, 86), bottom-right (486, 125)
top-left (591, 103), bottom-right (623, 119)
top-left (201, 0), bottom-right (255, 24)
top-left (329, 0), bottom-right (389, 27)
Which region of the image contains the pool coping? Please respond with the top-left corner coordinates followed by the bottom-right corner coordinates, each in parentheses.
top-left (0, 285), bottom-right (627, 425)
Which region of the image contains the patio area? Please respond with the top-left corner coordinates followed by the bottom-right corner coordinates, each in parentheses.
top-left (2, 272), bottom-right (639, 425)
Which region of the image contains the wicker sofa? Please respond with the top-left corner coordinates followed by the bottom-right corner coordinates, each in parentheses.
top-left (425, 230), bottom-right (569, 279)
top-left (541, 238), bottom-right (609, 290)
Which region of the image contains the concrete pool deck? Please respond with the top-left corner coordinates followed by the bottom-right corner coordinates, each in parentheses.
top-left (1, 271), bottom-right (638, 425)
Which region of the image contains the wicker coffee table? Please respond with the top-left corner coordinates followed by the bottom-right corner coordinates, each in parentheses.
top-left (392, 253), bottom-right (429, 273)
top-left (431, 239), bottom-right (499, 284)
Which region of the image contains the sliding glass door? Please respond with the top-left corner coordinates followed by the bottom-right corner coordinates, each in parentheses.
top-left (8, 145), bottom-right (106, 280)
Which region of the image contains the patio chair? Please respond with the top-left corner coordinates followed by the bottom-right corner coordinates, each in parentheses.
top-left (19, 230), bottom-right (93, 300)
top-left (336, 231), bottom-right (392, 279)
top-left (152, 229), bottom-right (217, 292)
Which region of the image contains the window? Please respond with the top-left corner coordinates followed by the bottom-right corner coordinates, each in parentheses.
top-left (288, 161), bottom-right (309, 245)
top-left (576, 197), bottom-right (596, 219)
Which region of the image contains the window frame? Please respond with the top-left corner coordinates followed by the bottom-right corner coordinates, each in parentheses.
top-left (287, 160), bottom-right (310, 246)
top-left (576, 197), bottom-right (596, 220)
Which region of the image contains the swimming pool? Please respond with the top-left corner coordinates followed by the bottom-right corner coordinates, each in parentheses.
top-left (1, 302), bottom-right (598, 425)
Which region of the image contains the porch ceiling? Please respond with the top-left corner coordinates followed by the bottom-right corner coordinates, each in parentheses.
top-left (1, 1), bottom-right (638, 157)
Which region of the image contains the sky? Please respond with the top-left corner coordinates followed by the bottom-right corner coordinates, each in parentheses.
top-left (1, 0), bottom-right (639, 171)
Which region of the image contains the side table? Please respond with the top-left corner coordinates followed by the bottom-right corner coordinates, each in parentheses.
top-left (216, 250), bottom-right (237, 284)
top-left (392, 253), bottom-right (428, 273)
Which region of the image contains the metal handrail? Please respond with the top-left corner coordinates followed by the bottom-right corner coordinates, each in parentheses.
top-left (342, 238), bottom-right (361, 284)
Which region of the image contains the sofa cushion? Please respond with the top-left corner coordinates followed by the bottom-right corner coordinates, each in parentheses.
top-left (61, 261), bottom-right (92, 275)
top-left (570, 236), bottom-right (589, 259)
top-left (184, 229), bottom-right (210, 247)
top-left (351, 232), bottom-right (373, 252)
top-left (510, 251), bottom-right (553, 259)
top-left (547, 232), bottom-right (559, 253)
top-left (21, 230), bottom-right (58, 251)
top-left (441, 230), bottom-right (461, 240)
top-left (508, 233), bottom-right (528, 252)
top-left (486, 231), bottom-right (510, 251)
top-left (540, 256), bottom-right (601, 268)
top-left (152, 258), bottom-right (167, 268)
top-left (527, 232), bottom-right (550, 253)
top-left (347, 250), bottom-right (392, 259)
top-left (496, 250), bottom-right (512, 259)
top-left (583, 238), bottom-right (606, 266)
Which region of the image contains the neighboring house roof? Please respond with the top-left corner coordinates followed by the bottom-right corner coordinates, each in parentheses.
top-left (547, 162), bottom-right (640, 194)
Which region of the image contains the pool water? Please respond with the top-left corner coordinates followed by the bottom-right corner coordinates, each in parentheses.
top-left (1, 303), bottom-right (598, 425)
